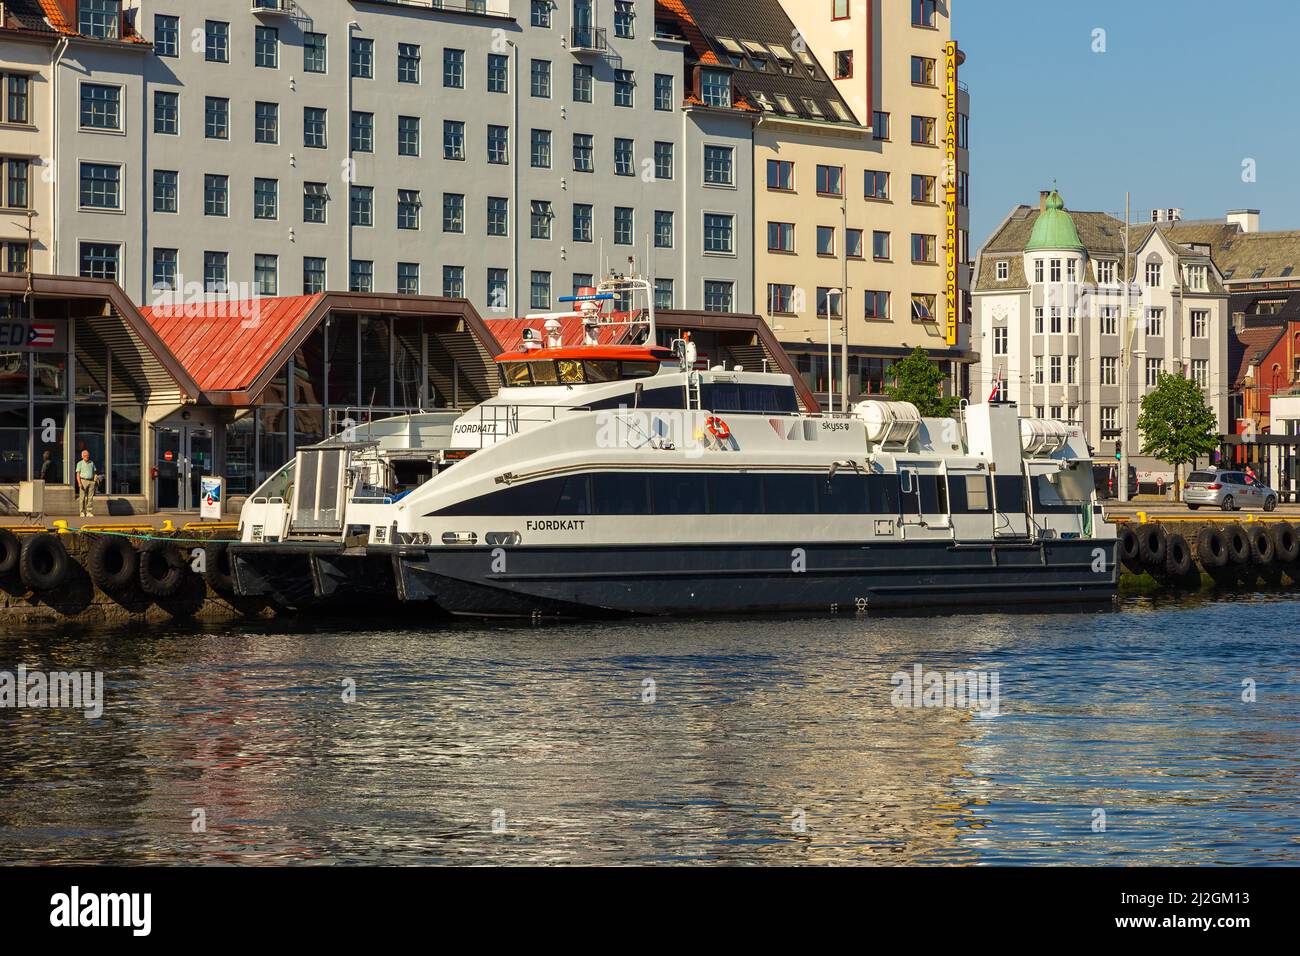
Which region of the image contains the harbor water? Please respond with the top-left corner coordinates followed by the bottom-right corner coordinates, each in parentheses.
top-left (2, 593), bottom-right (1298, 865)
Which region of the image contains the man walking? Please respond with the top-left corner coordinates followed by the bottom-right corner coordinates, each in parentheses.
top-left (75, 449), bottom-right (98, 518)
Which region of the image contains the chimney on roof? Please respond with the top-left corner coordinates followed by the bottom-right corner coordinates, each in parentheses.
top-left (1227, 209), bottom-right (1260, 234)
top-left (1039, 190), bottom-right (1051, 212)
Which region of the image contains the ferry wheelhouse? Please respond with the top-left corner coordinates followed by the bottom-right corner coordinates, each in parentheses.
top-left (231, 274), bottom-right (1117, 615)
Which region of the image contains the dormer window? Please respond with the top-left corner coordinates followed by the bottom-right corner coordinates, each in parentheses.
top-left (1096, 260), bottom-right (1116, 284)
top-left (1183, 264), bottom-right (1208, 291)
top-left (996, 260), bottom-right (1009, 280)
top-left (701, 69), bottom-right (732, 108)
top-left (79, 0), bottom-right (121, 39)
top-left (1145, 258), bottom-right (1162, 287)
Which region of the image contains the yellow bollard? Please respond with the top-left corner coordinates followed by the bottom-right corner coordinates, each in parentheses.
top-left (1137, 511), bottom-right (1148, 524)
top-left (52, 519), bottom-right (70, 534)
top-left (160, 519), bottom-right (175, 533)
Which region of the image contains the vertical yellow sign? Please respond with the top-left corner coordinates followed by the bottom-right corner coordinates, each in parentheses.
top-left (944, 41), bottom-right (959, 347)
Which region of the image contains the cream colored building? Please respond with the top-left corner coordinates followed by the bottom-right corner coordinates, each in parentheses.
top-left (0, 4), bottom-right (59, 274)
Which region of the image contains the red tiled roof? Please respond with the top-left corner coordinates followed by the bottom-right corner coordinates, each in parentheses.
top-left (35, 0), bottom-right (71, 33)
top-left (656, 0), bottom-right (720, 65)
top-left (1231, 322), bottom-right (1287, 389)
top-left (141, 295), bottom-right (322, 393)
top-left (486, 315), bottom-right (631, 353)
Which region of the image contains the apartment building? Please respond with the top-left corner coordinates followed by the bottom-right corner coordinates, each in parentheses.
top-left (972, 190), bottom-right (1230, 482)
top-left (20, 0), bottom-right (754, 315)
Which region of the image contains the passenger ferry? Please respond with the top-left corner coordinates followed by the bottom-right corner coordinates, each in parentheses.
top-left (230, 274), bottom-right (1117, 616)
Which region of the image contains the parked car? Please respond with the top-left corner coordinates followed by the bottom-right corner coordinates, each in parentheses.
top-left (1092, 463), bottom-right (1138, 500)
top-left (1184, 470), bottom-right (1278, 512)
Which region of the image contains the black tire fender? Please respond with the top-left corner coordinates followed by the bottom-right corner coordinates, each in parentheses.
top-left (1246, 524), bottom-right (1275, 565)
top-left (1268, 521), bottom-right (1300, 563)
top-left (1118, 525), bottom-right (1143, 572)
top-left (1137, 523), bottom-right (1167, 569)
top-left (1164, 532), bottom-right (1194, 578)
top-left (1222, 524), bottom-right (1251, 565)
top-left (137, 539), bottom-right (186, 598)
top-left (19, 532), bottom-right (70, 592)
top-left (0, 528), bottom-right (20, 576)
top-left (203, 541), bottom-right (236, 594)
top-left (86, 535), bottom-right (139, 592)
top-left (1195, 527), bottom-right (1230, 569)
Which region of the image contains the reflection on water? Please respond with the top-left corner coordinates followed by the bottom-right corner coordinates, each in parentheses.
top-left (1, 595), bottom-right (1298, 865)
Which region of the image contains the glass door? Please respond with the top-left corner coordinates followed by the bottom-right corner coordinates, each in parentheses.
top-left (186, 428), bottom-right (214, 511)
top-left (154, 426), bottom-right (182, 510)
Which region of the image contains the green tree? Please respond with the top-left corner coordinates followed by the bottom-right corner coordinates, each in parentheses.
top-left (886, 346), bottom-right (959, 417)
top-left (1136, 371), bottom-right (1219, 497)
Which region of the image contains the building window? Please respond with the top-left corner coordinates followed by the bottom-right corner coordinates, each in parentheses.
top-left (645, 140), bottom-right (671, 180)
top-left (398, 43), bottom-right (421, 84)
top-left (768, 159), bottom-right (794, 191)
top-left (350, 185), bottom-right (374, 226)
top-left (80, 83), bottom-right (121, 130)
top-left (957, 171), bottom-right (969, 207)
top-left (911, 234), bottom-right (936, 264)
top-left (444, 120), bottom-right (466, 160)
top-left (573, 133), bottom-right (594, 172)
top-left (531, 129), bottom-right (552, 169)
top-left (834, 0), bottom-right (851, 16)
top-left (573, 64), bottom-right (593, 102)
top-left (79, 0), bottom-right (120, 39)
top-left (1192, 309), bottom-right (1209, 338)
top-left (701, 69), bottom-right (731, 108)
top-left (816, 225), bottom-right (835, 257)
top-left (530, 271), bottom-right (552, 310)
top-left (530, 58), bottom-right (551, 97)
top-left (816, 165), bottom-right (843, 197)
top-left (153, 248), bottom-right (178, 291)
top-left (253, 178), bottom-right (278, 220)
top-left (487, 196), bottom-right (509, 237)
top-left (254, 254), bottom-right (278, 295)
top-left (655, 210), bottom-right (674, 249)
top-left (911, 56), bottom-right (936, 85)
top-left (530, 200), bottom-right (553, 240)
top-left (872, 231), bottom-right (890, 260)
top-left (1032, 356), bottom-right (1044, 384)
top-left (304, 33), bottom-right (327, 73)
top-left (655, 278), bottom-right (674, 311)
top-left (443, 193), bottom-right (464, 233)
top-left (1192, 358), bottom-right (1209, 388)
top-left (1067, 258), bottom-right (1077, 281)
top-left (303, 258), bottom-right (327, 294)
top-left (203, 251), bottom-right (228, 292)
top-left (872, 111), bottom-right (890, 140)
top-left (704, 213), bottom-right (734, 254)
top-left (488, 125), bottom-right (510, 165)
top-left (865, 291), bottom-right (890, 320)
top-left (864, 169), bottom-right (889, 200)
top-left (1096, 260), bottom-right (1115, 284)
top-left (614, 0), bottom-right (636, 38)
top-left (1146, 259), bottom-right (1162, 287)
top-left (4, 74), bottom-right (30, 125)
top-left (487, 268), bottom-right (510, 311)
top-left (703, 145), bottom-right (733, 186)
top-left (912, 0), bottom-right (938, 27)
top-left (833, 50), bottom-right (854, 79)
top-left (350, 260), bottom-right (374, 293)
top-left (1184, 263), bottom-right (1208, 291)
top-left (996, 260), bottom-right (1009, 280)
top-left (1145, 358), bottom-right (1163, 387)
top-left (1100, 406), bottom-right (1118, 433)
top-left (993, 327), bottom-right (1008, 356)
top-left (488, 53), bottom-right (509, 93)
top-left (768, 284), bottom-right (795, 315)
top-left (1049, 356), bottom-right (1061, 385)
top-left (1146, 308), bottom-right (1164, 336)
top-left (256, 26), bottom-right (279, 69)
top-left (3, 159), bottom-right (28, 210)
top-left (1100, 356), bottom-right (1117, 386)
top-left (704, 280), bottom-right (734, 312)
top-left (79, 162), bottom-right (121, 210)
top-left (912, 294), bottom-right (937, 322)
top-left (303, 107), bottom-right (327, 148)
top-left (910, 115), bottom-right (936, 145)
top-left (349, 110), bottom-right (373, 152)
top-left (255, 101), bottom-right (280, 144)
top-left (398, 116), bottom-right (421, 157)
top-left (531, 0), bottom-right (552, 27)
top-left (572, 204), bottom-right (593, 242)
top-left (655, 73), bottom-right (674, 111)
top-left (154, 90), bottom-right (178, 134)
top-left (397, 262), bottom-right (420, 295)
top-left (155, 14), bottom-right (179, 57)
top-left (1100, 306), bottom-right (1118, 336)
top-left (768, 221), bottom-right (794, 253)
top-left (911, 174), bottom-right (936, 204)
top-left (1033, 307), bottom-right (1044, 333)
top-left (205, 20), bottom-right (229, 63)
top-left (613, 69), bottom-right (634, 107)
top-left (443, 265), bottom-right (465, 298)
top-left (204, 174), bottom-right (229, 217)
top-left (351, 37), bottom-right (374, 79)
top-left (79, 242), bottom-right (120, 281)
top-left (1049, 307), bottom-right (1062, 333)
top-left (1034, 259), bottom-right (1044, 283)
top-left (398, 189), bottom-right (422, 230)
top-left (303, 182), bottom-right (328, 223)
top-left (205, 97), bottom-right (229, 139)
top-left (614, 207), bottom-right (634, 245)
top-left (153, 169), bottom-right (177, 213)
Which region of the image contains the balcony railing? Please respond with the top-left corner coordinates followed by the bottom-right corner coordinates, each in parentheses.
top-left (251, 0), bottom-right (294, 14)
top-left (571, 27), bottom-right (608, 53)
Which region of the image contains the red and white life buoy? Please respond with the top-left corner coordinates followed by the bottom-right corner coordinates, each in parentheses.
top-left (706, 416), bottom-right (731, 441)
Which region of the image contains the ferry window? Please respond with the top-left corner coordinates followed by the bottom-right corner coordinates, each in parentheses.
top-left (501, 362), bottom-right (532, 387)
top-left (918, 474), bottom-right (947, 514)
top-left (900, 469), bottom-right (919, 514)
top-left (584, 360), bottom-right (620, 383)
top-left (868, 474), bottom-right (901, 514)
top-left (621, 361), bottom-right (660, 380)
top-left (592, 473), bottom-right (650, 514)
top-left (556, 474), bottom-right (590, 514)
top-left (1031, 474), bottom-right (1087, 514)
top-left (557, 359), bottom-right (584, 384)
top-left (994, 475), bottom-right (1026, 513)
top-left (818, 475), bottom-right (868, 514)
top-left (529, 361), bottom-right (559, 386)
top-left (948, 474), bottom-right (991, 513)
top-left (650, 473), bottom-right (708, 514)
top-left (709, 473), bottom-right (764, 515)
top-left (762, 474), bottom-right (818, 513)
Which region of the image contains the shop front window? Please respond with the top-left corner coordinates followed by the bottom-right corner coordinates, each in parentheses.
top-left (326, 316), bottom-right (358, 408)
top-left (0, 351), bottom-right (27, 399)
top-left (258, 406), bottom-right (289, 484)
top-left (292, 407), bottom-right (324, 452)
top-left (359, 316), bottom-right (393, 408)
top-left (33, 404), bottom-right (66, 483)
top-left (393, 317), bottom-right (423, 410)
top-left (73, 404), bottom-right (107, 490)
top-left (0, 405), bottom-right (27, 482)
top-left (224, 413), bottom-right (254, 496)
top-left (291, 329), bottom-right (326, 407)
top-left (110, 407), bottom-right (142, 495)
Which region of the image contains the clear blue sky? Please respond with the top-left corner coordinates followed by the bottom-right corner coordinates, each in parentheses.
top-left (957, 0), bottom-right (1297, 248)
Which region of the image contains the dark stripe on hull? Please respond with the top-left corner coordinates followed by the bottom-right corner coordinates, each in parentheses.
top-left (397, 539), bottom-right (1119, 617)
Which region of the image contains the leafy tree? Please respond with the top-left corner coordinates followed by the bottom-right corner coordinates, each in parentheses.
top-left (886, 346), bottom-right (959, 417)
top-left (1137, 371), bottom-right (1219, 497)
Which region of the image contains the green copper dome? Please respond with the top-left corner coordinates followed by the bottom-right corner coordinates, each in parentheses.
top-left (1025, 189), bottom-right (1086, 252)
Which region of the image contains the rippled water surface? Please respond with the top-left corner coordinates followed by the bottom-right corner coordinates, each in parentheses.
top-left (2, 594), bottom-right (1298, 865)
